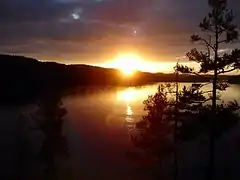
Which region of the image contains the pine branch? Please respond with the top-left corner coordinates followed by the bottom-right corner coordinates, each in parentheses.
top-left (218, 27), bottom-right (228, 37)
top-left (192, 72), bottom-right (203, 76)
top-left (218, 39), bottom-right (227, 44)
top-left (201, 89), bottom-right (225, 94)
top-left (217, 67), bottom-right (236, 74)
top-left (201, 38), bottom-right (216, 51)
top-left (207, 35), bottom-right (212, 57)
top-left (201, 82), bottom-right (212, 87)
top-left (191, 34), bottom-right (215, 54)
top-left (202, 90), bottom-right (213, 94)
top-left (204, 97), bottom-right (213, 103)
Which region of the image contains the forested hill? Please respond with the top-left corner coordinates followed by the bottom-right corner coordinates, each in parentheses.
top-left (0, 54), bottom-right (238, 104)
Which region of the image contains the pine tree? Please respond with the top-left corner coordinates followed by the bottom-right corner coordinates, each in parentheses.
top-left (131, 83), bottom-right (208, 179)
top-left (131, 81), bottom-right (240, 179)
top-left (177, 1), bottom-right (240, 179)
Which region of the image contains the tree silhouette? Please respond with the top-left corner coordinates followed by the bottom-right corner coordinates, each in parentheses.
top-left (176, 1), bottom-right (240, 179)
top-left (131, 82), bottom-right (240, 179)
top-left (130, 84), bottom-right (175, 178)
top-left (131, 83), bottom-right (208, 179)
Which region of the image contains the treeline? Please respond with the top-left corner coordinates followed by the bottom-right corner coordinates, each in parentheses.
top-left (0, 54), bottom-right (120, 104)
top-left (0, 54), bottom-right (238, 104)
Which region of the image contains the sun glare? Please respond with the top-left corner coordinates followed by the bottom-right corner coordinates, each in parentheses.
top-left (111, 54), bottom-right (142, 76)
top-left (117, 88), bottom-right (137, 103)
top-left (102, 53), bottom-right (180, 74)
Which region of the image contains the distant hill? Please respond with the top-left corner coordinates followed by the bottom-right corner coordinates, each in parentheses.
top-left (0, 54), bottom-right (238, 104)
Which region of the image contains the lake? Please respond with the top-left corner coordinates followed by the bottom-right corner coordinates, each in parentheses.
top-left (1, 83), bottom-right (240, 179)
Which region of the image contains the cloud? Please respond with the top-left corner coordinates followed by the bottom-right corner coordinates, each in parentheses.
top-left (0, 1), bottom-right (68, 23)
top-left (0, 0), bottom-right (240, 63)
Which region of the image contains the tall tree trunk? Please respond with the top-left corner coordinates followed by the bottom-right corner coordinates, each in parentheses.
top-left (209, 26), bottom-right (218, 180)
top-left (174, 66), bottom-right (179, 180)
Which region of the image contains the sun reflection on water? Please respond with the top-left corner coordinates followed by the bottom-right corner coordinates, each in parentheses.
top-left (117, 88), bottom-right (144, 103)
top-left (116, 87), bottom-right (154, 131)
top-left (116, 88), bottom-right (138, 130)
top-left (125, 104), bottom-right (134, 130)
top-left (117, 88), bottom-right (134, 103)
top-left (126, 105), bottom-right (133, 119)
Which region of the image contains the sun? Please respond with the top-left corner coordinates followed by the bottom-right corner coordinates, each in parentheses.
top-left (111, 54), bottom-right (142, 76)
top-left (120, 64), bottom-right (136, 76)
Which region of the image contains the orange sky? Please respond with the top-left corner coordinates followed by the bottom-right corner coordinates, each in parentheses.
top-left (1, 0), bottom-right (240, 74)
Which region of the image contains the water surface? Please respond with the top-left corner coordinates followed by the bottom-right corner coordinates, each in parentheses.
top-left (62, 83), bottom-right (240, 179)
top-left (1, 83), bottom-right (240, 179)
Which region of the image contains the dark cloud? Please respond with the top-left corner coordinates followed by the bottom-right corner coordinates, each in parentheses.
top-left (0, 0), bottom-right (239, 63)
top-left (86, 0), bottom-right (154, 24)
top-left (0, 0), bottom-right (75, 23)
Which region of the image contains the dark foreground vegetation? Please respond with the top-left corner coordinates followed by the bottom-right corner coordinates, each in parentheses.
top-left (130, 0), bottom-right (240, 180)
top-left (0, 54), bottom-right (239, 104)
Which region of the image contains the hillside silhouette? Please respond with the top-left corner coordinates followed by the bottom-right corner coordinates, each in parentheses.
top-left (0, 54), bottom-right (238, 104)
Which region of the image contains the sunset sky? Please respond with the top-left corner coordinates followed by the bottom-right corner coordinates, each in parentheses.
top-left (0, 0), bottom-right (240, 72)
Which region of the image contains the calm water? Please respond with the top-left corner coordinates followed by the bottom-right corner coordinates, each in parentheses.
top-left (62, 83), bottom-right (240, 179)
top-left (1, 83), bottom-right (240, 179)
